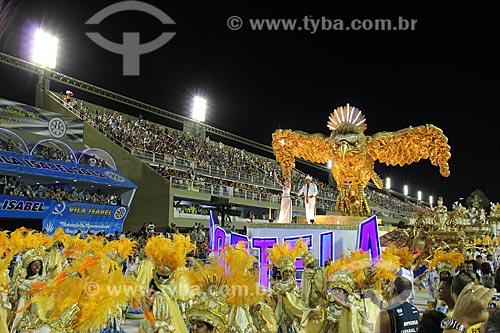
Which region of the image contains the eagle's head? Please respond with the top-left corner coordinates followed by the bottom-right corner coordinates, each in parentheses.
top-left (327, 104), bottom-right (367, 158)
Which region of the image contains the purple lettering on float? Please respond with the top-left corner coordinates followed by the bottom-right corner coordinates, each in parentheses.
top-left (356, 215), bottom-right (381, 262)
top-left (320, 231), bottom-right (334, 266)
top-left (230, 232), bottom-right (248, 247)
top-left (252, 237), bottom-right (277, 287)
top-left (213, 228), bottom-right (227, 253)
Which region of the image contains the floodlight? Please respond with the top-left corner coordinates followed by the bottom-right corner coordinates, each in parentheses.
top-left (192, 96), bottom-right (206, 122)
top-left (32, 29), bottom-right (58, 68)
top-left (385, 177), bottom-right (391, 190)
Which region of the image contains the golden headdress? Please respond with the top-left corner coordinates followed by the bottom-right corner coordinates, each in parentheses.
top-left (8, 227), bottom-right (54, 255)
top-left (267, 238), bottom-right (308, 272)
top-left (301, 250), bottom-right (315, 267)
top-left (144, 234), bottom-right (195, 273)
top-left (429, 250), bottom-right (464, 275)
top-left (325, 249), bottom-right (371, 294)
top-left (183, 242), bottom-right (265, 332)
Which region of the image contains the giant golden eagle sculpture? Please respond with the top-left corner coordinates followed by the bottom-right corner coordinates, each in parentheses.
top-left (272, 104), bottom-right (451, 217)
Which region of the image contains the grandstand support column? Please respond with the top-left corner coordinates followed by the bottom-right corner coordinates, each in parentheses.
top-left (35, 70), bottom-right (51, 109)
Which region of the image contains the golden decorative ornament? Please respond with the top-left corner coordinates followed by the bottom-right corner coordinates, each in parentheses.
top-left (272, 104), bottom-right (451, 217)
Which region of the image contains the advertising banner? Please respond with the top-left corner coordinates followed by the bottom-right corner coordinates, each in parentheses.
top-left (0, 150), bottom-right (136, 189)
top-left (0, 194), bottom-right (128, 235)
top-left (0, 98), bottom-right (83, 142)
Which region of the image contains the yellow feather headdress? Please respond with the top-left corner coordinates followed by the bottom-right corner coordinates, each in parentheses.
top-left (31, 255), bottom-right (148, 332)
top-left (325, 249), bottom-right (371, 293)
top-left (144, 234), bottom-right (196, 271)
top-left (385, 243), bottom-right (413, 268)
top-left (429, 250), bottom-right (464, 274)
top-left (7, 227), bottom-right (54, 255)
top-left (183, 242), bottom-right (265, 332)
top-left (267, 238), bottom-right (308, 272)
top-left (370, 246), bottom-right (402, 294)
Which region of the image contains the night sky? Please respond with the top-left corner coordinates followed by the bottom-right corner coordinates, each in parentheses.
top-left (0, 1), bottom-right (497, 207)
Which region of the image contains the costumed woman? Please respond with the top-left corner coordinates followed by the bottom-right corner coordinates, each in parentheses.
top-left (139, 234), bottom-right (195, 333)
top-left (274, 170), bottom-right (292, 223)
top-left (268, 238), bottom-right (308, 333)
top-left (185, 241), bottom-right (274, 333)
top-left (7, 228), bottom-right (54, 333)
top-left (300, 249), bottom-right (376, 333)
top-left (23, 228), bottom-right (147, 333)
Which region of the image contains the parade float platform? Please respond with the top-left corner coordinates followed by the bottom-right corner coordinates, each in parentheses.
top-left (295, 215), bottom-right (371, 225)
top-left (209, 212), bottom-right (393, 287)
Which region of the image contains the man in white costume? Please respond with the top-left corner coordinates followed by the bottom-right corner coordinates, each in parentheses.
top-left (297, 175), bottom-right (318, 224)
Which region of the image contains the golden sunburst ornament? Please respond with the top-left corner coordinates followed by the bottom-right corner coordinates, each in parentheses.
top-left (327, 104), bottom-right (367, 133)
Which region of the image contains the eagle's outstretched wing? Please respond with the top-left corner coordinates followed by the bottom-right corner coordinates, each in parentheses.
top-left (367, 124), bottom-right (451, 177)
top-left (272, 129), bottom-right (333, 179)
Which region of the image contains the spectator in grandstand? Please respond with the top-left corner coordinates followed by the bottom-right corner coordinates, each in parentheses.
top-left (6, 138), bottom-right (13, 151)
top-left (297, 175), bottom-right (319, 224)
top-left (25, 184), bottom-right (36, 200)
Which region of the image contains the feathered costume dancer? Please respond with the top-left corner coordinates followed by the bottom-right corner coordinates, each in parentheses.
top-left (300, 249), bottom-right (380, 333)
top-left (139, 234), bottom-right (195, 333)
top-left (184, 242), bottom-right (276, 333)
top-left (428, 249), bottom-right (465, 310)
top-left (24, 228), bottom-right (148, 333)
top-left (267, 238), bottom-right (308, 333)
top-left (126, 248), bottom-right (154, 319)
top-left (7, 228), bottom-right (55, 333)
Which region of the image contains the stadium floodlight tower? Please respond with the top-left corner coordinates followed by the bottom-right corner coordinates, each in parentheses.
top-left (32, 29), bottom-right (58, 106)
top-left (184, 95), bottom-right (207, 138)
top-left (32, 29), bottom-right (58, 69)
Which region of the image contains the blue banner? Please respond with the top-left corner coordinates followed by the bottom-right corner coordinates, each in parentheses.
top-left (0, 150), bottom-right (136, 189)
top-left (0, 98), bottom-right (83, 142)
top-left (0, 194), bottom-right (128, 235)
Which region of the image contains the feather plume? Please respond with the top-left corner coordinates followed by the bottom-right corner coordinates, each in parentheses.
top-left (267, 238), bottom-right (308, 266)
top-left (429, 250), bottom-right (464, 270)
top-left (221, 242), bottom-right (262, 306)
top-left (144, 234), bottom-right (195, 270)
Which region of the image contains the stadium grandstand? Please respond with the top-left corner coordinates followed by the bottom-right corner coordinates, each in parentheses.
top-left (0, 51), bottom-right (429, 235)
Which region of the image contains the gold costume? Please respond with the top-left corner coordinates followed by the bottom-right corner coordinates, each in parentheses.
top-left (301, 250), bottom-right (327, 308)
top-left (268, 239), bottom-right (308, 332)
top-left (185, 242), bottom-right (269, 333)
top-left (300, 250), bottom-right (376, 333)
top-left (8, 247), bottom-right (49, 333)
top-left (139, 234), bottom-right (194, 333)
